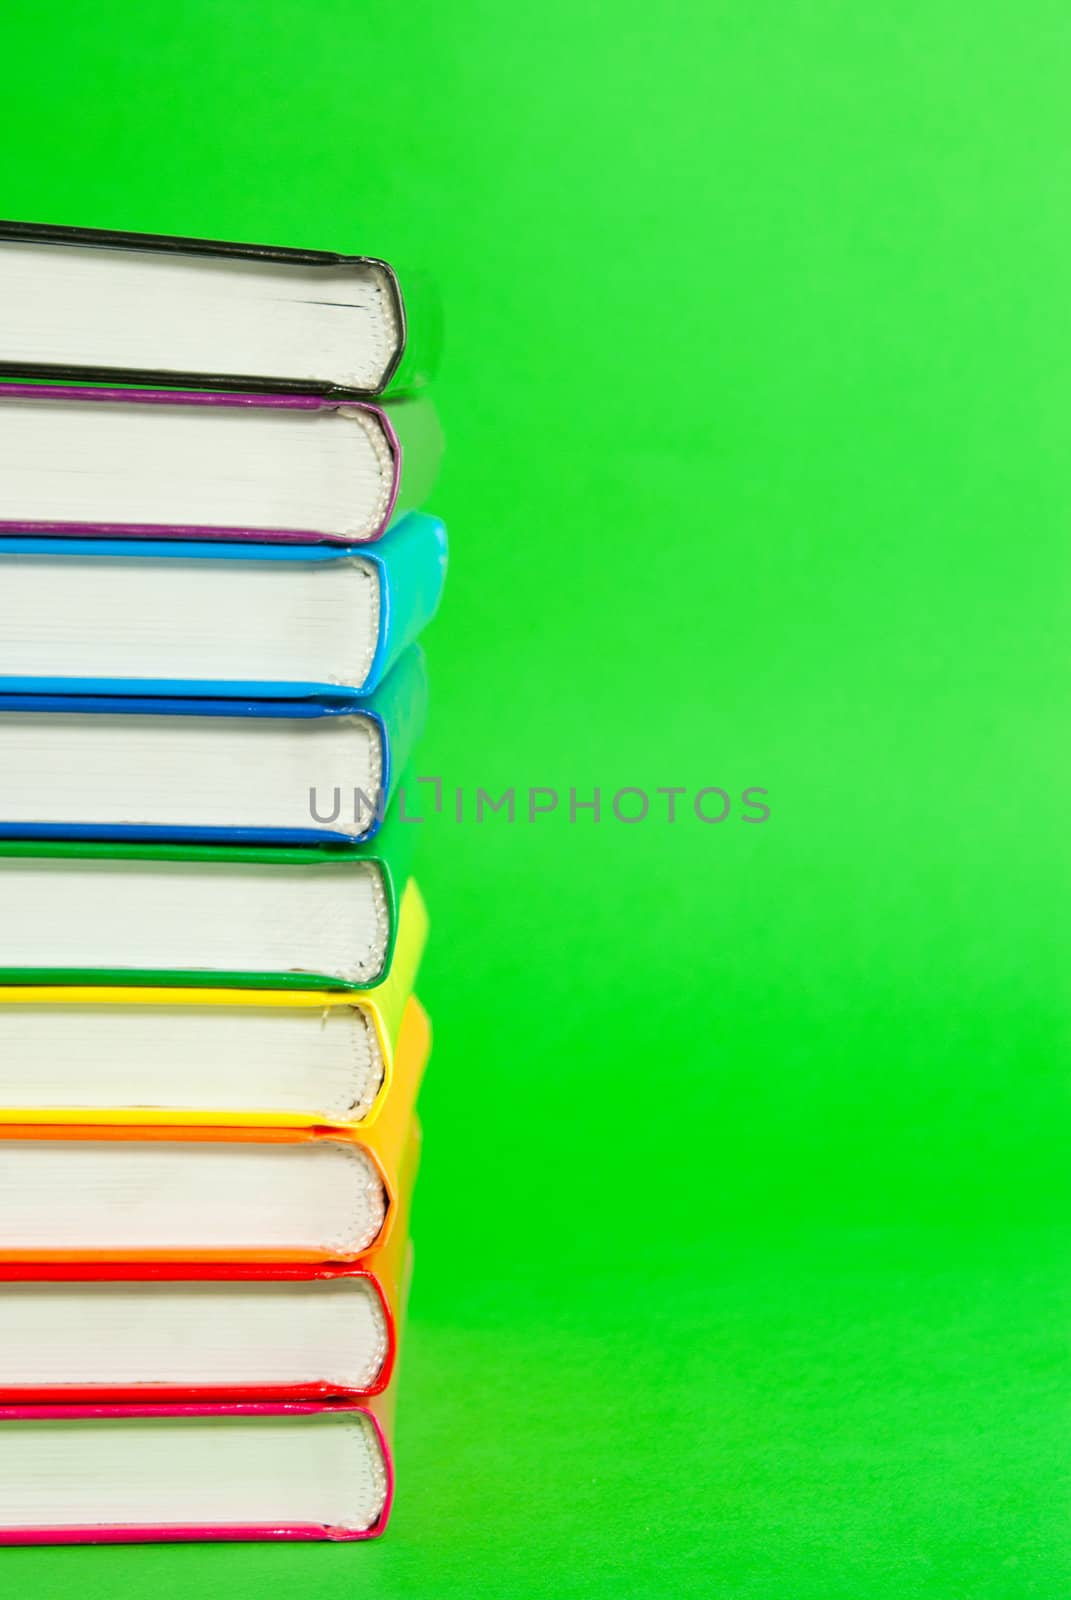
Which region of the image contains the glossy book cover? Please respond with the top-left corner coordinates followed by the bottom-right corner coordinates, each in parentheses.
top-left (0, 511), bottom-right (449, 699)
top-left (0, 795), bottom-right (418, 991)
top-left (0, 1400), bottom-right (397, 1543)
top-left (0, 383), bottom-right (442, 543)
top-left (0, 644), bottom-right (428, 846)
top-left (0, 218), bottom-right (433, 399)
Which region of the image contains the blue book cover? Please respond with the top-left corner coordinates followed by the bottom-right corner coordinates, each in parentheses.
top-left (0, 510), bottom-right (447, 702)
top-left (0, 645), bottom-right (427, 847)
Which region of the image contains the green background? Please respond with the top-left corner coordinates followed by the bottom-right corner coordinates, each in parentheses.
top-left (2, 2), bottom-right (1069, 1594)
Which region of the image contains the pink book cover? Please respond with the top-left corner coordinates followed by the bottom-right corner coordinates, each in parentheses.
top-left (0, 1400), bottom-right (395, 1545)
top-left (0, 383), bottom-right (441, 544)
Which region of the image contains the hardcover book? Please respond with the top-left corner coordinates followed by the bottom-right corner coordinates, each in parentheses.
top-left (0, 220), bottom-right (430, 398)
top-left (0, 384), bottom-right (442, 545)
top-left (0, 800), bottom-right (417, 990)
top-left (0, 995), bottom-right (428, 1263)
top-left (0, 645), bottom-right (427, 846)
top-left (0, 1399), bottom-right (397, 1542)
top-left (0, 511), bottom-right (448, 699)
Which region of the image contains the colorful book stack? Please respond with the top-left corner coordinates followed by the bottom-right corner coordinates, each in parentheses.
top-left (0, 222), bottom-right (445, 1544)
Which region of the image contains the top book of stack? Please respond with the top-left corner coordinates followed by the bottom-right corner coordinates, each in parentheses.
top-left (0, 221), bottom-right (430, 398)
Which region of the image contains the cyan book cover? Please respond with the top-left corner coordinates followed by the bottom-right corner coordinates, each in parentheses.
top-left (0, 511), bottom-right (448, 700)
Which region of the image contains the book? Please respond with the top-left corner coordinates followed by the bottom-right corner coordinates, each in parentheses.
top-left (0, 1400), bottom-right (395, 1542)
top-left (0, 510), bottom-right (448, 698)
top-left (0, 385), bottom-right (442, 545)
top-left (0, 646), bottom-right (426, 846)
top-left (0, 220), bottom-right (427, 398)
top-left (0, 1258), bottom-right (408, 1404)
top-left (0, 802), bottom-right (416, 990)
top-left (0, 995), bottom-right (427, 1264)
top-left (0, 1122), bottom-right (419, 1402)
top-left (0, 880), bottom-right (426, 1128)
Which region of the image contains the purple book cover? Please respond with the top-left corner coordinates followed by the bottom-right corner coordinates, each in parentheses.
top-left (0, 383), bottom-right (441, 544)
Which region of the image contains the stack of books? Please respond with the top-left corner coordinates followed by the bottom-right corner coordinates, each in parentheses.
top-left (0, 222), bottom-right (445, 1545)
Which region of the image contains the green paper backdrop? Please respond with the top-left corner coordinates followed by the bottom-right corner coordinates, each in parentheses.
top-left (0, 2), bottom-right (1068, 1594)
